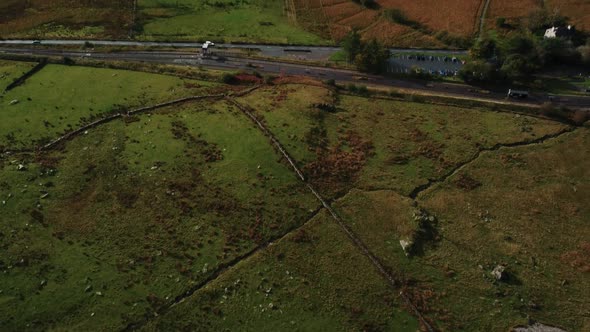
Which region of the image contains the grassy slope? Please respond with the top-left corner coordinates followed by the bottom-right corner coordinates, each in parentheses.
top-left (138, 0), bottom-right (328, 44)
top-left (141, 210), bottom-right (419, 332)
top-left (0, 61), bottom-right (36, 92)
top-left (0, 64), bottom-right (217, 149)
top-left (0, 100), bottom-right (318, 331)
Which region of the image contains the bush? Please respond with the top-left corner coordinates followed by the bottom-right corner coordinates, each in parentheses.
top-left (264, 75), bottom-right (276, 85)
top-left (357, 85), bottom-right (369, 96)
top-left (221, 73), bottom-right (237, 84)
top-left (63, 57), bottom-right (75, 66)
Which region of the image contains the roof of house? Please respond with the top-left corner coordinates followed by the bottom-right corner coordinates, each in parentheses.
top-left (545, 25), bottom-right (575, 38)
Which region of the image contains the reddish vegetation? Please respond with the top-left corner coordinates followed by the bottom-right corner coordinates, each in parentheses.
top-left (488, 0), bottom-right (541, 21)
top-left (304, 130), bottom-right (374, 190)
top-left (378, 0), bottom-right (482, 36)
top-left (0, 0), bottom-right (134, 38)
top-left (234, 74), bottom-right (263, 84)
top-left (561, 242), bottom-right (590, 273)
top-left (549, 0), bottom-right (590, 30)
top-left (453, 173), bottom-right (482, 191)
top-left (272, 75), bottom-right (327, 87)
top-left (295, 0), bottom-right (480, 45)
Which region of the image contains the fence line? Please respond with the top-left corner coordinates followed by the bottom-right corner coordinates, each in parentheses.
top-left (227, 98), bottom-right (434, 332)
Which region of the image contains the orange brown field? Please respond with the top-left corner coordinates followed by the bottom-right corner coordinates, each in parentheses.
top-left (0, 0), bottom-right (134, 39)
top-left (295, 0), bottom-right (482, 47)
top-left (377, 0), bottom-right (483, 37)
top-left (549, 0), bottom-right (590, 30)
top-left (486, 0), bottom-right (542, 28)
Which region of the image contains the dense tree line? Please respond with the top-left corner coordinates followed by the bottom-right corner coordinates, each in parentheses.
top-left (460, 9), bottom-right (589, 84)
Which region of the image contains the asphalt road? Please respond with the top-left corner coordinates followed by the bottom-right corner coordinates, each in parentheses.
top-left (0, 39), bottom-right (467, 60)
top-left (1, 46), bottom-right (589, 109)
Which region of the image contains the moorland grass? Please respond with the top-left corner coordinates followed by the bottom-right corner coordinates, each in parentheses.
top-left (415, 127), bottom-right (590, 331)
top-left (237, 84), bottom-right (568, 197)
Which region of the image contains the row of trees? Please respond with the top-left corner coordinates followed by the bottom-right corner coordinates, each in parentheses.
top-left (341, 29), bottom-right (390, 74)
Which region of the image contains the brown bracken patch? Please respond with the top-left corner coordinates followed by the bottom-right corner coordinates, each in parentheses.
top-left (561, 242), bottom-right (590, 273)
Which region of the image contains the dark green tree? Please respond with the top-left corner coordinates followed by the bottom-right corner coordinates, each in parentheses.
top-left (341, 29), bottom-right (362, 63)
top-left (458, 60), bottom-right (495, 83)
top-left (471, 37), bottom-right (497, 60)
top-left (501, 54), bottom-right (536, 81)
top-left (354, 38), bottom-right (390, 74)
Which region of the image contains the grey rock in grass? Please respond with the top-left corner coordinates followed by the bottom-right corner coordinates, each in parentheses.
top-left (399, 239), bottom-right (413, 257)
top-left (491, 265), bottom-right (507, 281)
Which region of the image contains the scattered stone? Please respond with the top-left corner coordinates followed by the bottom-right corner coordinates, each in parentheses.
top-left (17, 164), bottom-right (27, 171)
top-left (40, 193), bottom-right (49, 199)
top-left (9, 100), bottom-right (19, 105)
top-left (399, 239), bottom-right (413, 257)
top-left (95, 291), bottom-right (103, 296)
top-left (491, 265), bottom-right (507, 281)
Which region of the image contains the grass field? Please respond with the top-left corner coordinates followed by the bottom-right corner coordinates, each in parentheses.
top-left (0, 60), bottom-right (36, 91)
top-left (416, 127), bottom-right (590, 330)
top-left (0, 64), bottom-right (219, 150)
top-left (141, 210), bottom-right (419, 331)
top-left (0, 63), bottom-right (588, 330)
top-left (0, 98), bottom-right (319, 331)
top-left (137, 0), bottom-right (327, 44)
top-left (0, 0), bottom-right (326, 44)
top-left (0, 0), bottom-right (133, 39)
top-left (239, 84), bottom-right (568, 197)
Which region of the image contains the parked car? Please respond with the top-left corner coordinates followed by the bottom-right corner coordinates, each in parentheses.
top-left (507, 89), bottom-right (529, 98)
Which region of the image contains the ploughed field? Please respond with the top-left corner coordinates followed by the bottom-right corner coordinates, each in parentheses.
top-left (0, 62), bottom-right (588, 331)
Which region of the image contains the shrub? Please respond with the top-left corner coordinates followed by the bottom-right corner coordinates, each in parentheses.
top-left (221, 73), bottom-right (237, 84)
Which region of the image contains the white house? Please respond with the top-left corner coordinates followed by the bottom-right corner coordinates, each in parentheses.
top-left (544, 25), bottom-right (574, 39)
